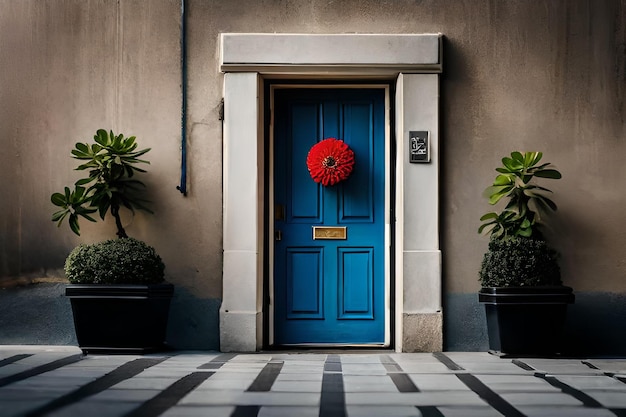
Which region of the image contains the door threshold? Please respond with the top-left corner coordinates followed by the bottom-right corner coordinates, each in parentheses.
top-left (266, 343), bottom-right (392, 353)
top-left (278, 343), bottom-right (387, 347)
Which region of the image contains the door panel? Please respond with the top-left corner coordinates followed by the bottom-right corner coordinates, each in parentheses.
top-left (273, 87), bottom-right (386, 345)
top-left (338, 247), bottom-right (374, 319)
top-left (286, 248), bottom-right (323, 319)
top-left (289, 103), bottom-right (322, 222)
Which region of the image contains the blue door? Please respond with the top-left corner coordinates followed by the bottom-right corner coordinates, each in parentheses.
top-left (273, 88), bottom-right (386, 345)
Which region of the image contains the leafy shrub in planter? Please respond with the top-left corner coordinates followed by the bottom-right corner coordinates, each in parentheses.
top-left (478, 151), bottom-right (563, 288)
top-left (479, 236), bottom-right (561, 287)
top-left (477, 152), bottom-right (572, 355)
top-left (65, 238), bottom-right (165, 284)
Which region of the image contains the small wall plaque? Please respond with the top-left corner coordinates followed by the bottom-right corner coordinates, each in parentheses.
top-left (409, 131), bottom-right (430, 163)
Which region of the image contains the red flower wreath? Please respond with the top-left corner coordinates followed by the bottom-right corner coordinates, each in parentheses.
top-left (306, 138), bottom-right (355, 186)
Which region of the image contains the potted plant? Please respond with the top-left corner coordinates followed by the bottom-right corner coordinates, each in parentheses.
top-left (51, 129), bottom-right (173, 353)
top-left (478, 151), bottom-right (574, 355)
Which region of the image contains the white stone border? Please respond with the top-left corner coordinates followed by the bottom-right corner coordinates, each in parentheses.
top-left (219, 33), bottom-right (442, 352)
top-left (220, 33), bottom-right (442, 74)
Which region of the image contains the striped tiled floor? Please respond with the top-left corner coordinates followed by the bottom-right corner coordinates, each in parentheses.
top-left (1, 346), bottom-right (626, 416)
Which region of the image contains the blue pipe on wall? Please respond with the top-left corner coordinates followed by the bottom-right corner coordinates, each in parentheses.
top-left (177, 0), bottom-right (188, 196)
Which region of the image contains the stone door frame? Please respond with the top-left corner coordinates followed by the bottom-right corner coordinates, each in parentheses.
top-left (219, 33), bottom-right (443, 352)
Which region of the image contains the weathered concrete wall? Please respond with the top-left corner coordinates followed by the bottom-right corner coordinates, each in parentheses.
top-left (0, 0), bottom-right (222, 349)
top-left (437, 0), bottom-right (626, 352)
top-left (1, 0), bottom-right (625, 353)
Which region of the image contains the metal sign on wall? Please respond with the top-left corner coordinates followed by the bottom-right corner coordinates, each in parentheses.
top-left (409, 131), bottom-right (430, 163)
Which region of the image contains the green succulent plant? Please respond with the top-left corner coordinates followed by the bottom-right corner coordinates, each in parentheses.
top-left (51, 129), bottom-right (152, 238)
top-left (478, 151), bottom-right (562, 239)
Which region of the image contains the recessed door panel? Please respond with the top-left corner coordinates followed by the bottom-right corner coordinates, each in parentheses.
top-left (286, 248), bottom-right (324, 319)
top-left (338, 247), bottom-right (374, 319)
top-left (289, 103), bottom-right (323, 222)
top-left (340, 102), bottom-right (376, 223)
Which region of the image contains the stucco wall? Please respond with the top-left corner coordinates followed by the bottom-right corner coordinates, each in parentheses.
top-left (0, 0), bottom-right (222, 349)
top-left (1, 0), bottom-right (625, 353)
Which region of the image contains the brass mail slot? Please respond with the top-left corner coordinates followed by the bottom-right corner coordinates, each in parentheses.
top-left (313, 226), bottom-right (347, 240)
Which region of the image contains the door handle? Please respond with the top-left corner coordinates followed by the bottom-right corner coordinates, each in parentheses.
top-left (275, 230), bottom-right (282, 241)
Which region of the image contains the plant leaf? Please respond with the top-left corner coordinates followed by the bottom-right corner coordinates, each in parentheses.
top-left (493, 174), bottom-right (513, 186)
top-left (534, 195), bottom-right (558, 211)
top-left (534, 169), bottom-right (562, 179)
top-left (50, 193), bottom-right (66, 207)
top-left (511, 151), bottom-right (524, 163)
top-left (51, 209), bottom-right (68, 222)
top-left (480, 212), bottom-right (499, 221)
top-left (69, 214), bottom-right (80, 236)
top-left (485, 185), bottom-right (513, 205)
top-left (478, 223), bottom-right (494, 234)
top-left (530, 151), bottom-right (543, 166)
top-left (75, 177), bottom-right (95, 186)
top-left (502, 156), bottom-right (523, 172)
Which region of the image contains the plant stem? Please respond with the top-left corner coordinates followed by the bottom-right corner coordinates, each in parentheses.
top-left (111, 204), bottom-right (128, 238)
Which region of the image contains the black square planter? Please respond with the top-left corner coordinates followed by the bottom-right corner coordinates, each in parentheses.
top-left (66, 283), bottom-right (174, 354)
top-left (479, 286), bottom-right (574, 355)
